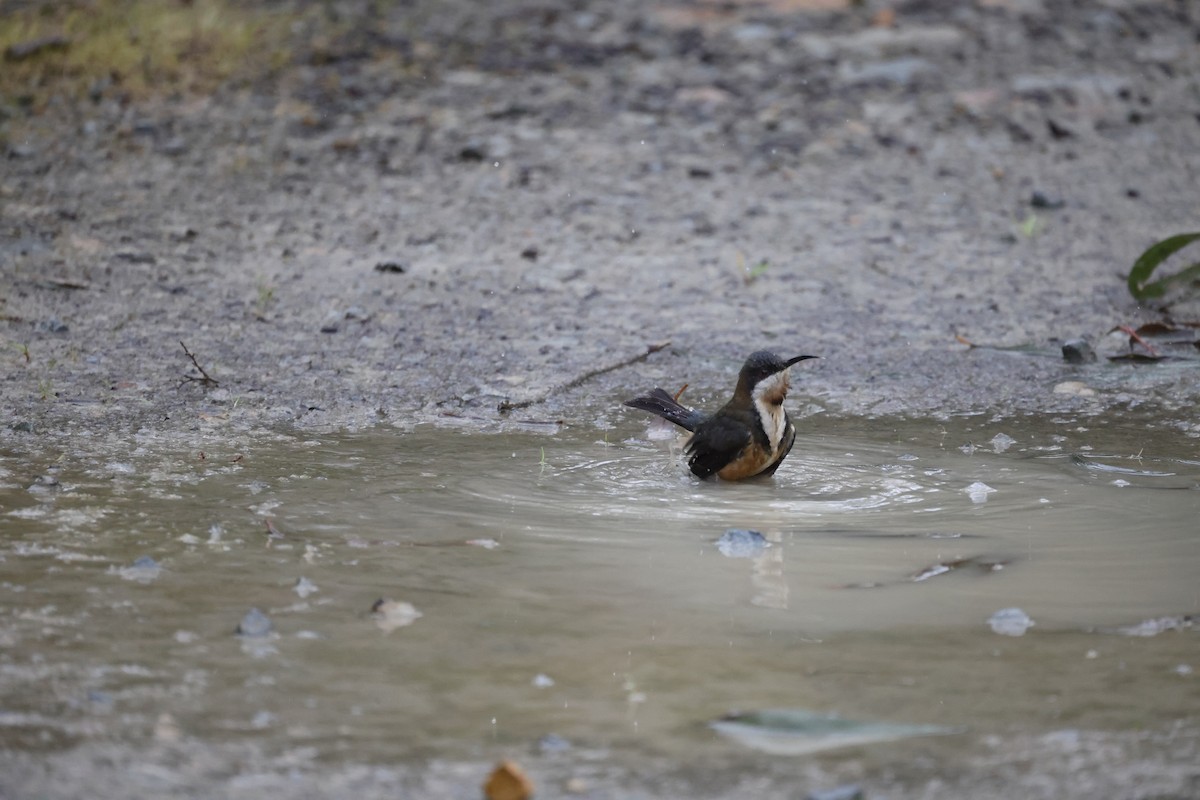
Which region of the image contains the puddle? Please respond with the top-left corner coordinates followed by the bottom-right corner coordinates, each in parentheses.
top-left (0, 417), bottom-right (1197, 772)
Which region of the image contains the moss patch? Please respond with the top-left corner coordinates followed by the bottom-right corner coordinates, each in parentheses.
top-left (0, 0), bottom-right (299, 103)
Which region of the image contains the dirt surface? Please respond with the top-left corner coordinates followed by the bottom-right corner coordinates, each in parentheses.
top-left (3, 0), bottom-right (1200, 440)
top-left (2, 0), bottom-right (1200, 797)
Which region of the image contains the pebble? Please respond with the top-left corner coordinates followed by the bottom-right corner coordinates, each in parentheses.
top-left (371, 598), bottom-right (422, 632)
top-left (838, 57), bottom-right (934, 87)
top-left (802, 26), bottom-right (965, 61)
top-left (36, 318), bottom-right (69, 333)
top-left (117, 556), bottom-right (162, 583)
top-left (294, 576), bottom-right (319, 598)
top-left (716, 529), bottom-right (771, 558)
top-left (236, 608), bottom-right (273, 638)
top-left (537, 733), bottom-right (572, 754)
top-left (1030, 190), bottom-right (1065, 209)
top-left (965, 481), bottom-right (996, 504)
top-left (990, 433), bottom-right (1016, 453)
top-left (989, 607), bottom-right (1035, 636)
top-left (1054, 381), bottom-right (1096, 397)
top-left (1061, 339), bottom-right (1097, 364)
top-left (807, 785), bottom-right (864, 800)
top-left (27, 474), bottom-right (60, 494)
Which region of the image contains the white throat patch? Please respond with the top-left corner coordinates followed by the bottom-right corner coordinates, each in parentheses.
top-left (751, 370), bottom-right (790, 452)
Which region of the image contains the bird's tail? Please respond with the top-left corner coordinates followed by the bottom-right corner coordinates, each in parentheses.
top-left (624, 388), bottom-right (704, 432)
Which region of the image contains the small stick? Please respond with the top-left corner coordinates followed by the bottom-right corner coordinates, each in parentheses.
top-left (1116, 324), bottom-right (1161, 358)
top-left (179, 341), bottom-right (219, 388)
top-left (498, 341), bottom-right (671, 412)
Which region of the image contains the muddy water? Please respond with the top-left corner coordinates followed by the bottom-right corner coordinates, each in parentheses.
top-left (0, 416), bottom-right (1197, 771)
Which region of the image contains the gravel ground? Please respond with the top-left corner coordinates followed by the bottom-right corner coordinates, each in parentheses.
top-left (3, 0), bottom-right (1200, 441)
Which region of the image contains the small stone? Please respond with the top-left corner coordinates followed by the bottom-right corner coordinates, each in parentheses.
top-left (989, 607), bottom-right (1035, 636)
top-left (716, 529), bottom-right (770, 558)
top-left (807, 785), bottom-right (865, 800)
top-left (990, 433), bottom-right (1016, 453)
top-left (28, 474), bottom-right (60, 493)
top-left (116, 556), bottom-right (162, 583)
top-left (236, 608), bottom-right (272, 638)
top-left (159, 136), bottom-right (188, 156)
top-left (36, 317), bottom-right (69, 333)
top-left (965, 481), bottom-right (996, 504)
top-left (532, 673), bottom-right (555, 688)
top-left (371, 598), bottom-right (422, 632)
top-left (1030, 190), bottom-right (1065, 209)
top-left (1061, 338), bottom-right (1096, 364)
top-left (294, 576), bottom-right (319, 598)
top-left (484, 759), bottom-right (534, 800)
top-left (374, 260), bottom-right (407, 273)
top-left (1054, 381), bottom-right (1096, 397)
top-left (153, 712), bottom-right (181, 742)
top-left (459, 141), bottom-right (486, 161)
top-left (537, 733), bottom-right (572, 754)
top-left (838, 57), bottom-right (934, 87)
top-left (520, 245), bottom-right (539, 261)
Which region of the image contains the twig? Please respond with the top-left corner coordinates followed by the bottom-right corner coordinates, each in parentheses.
top-left (179, 341), bottom-right (219, 388)
top-left (1115, 324), bottom-right (1161, 357)
top-left (498, 341), bottom-right (671, 412)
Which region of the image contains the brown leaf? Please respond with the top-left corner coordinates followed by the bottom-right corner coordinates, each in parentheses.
top-left (484, 759), bottom-right (534, 800)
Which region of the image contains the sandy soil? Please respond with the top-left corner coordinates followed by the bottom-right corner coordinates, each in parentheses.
top-left (3, 0), bottom-right (1200, 441)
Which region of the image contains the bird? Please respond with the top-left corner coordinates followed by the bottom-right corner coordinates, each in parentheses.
top-left (624, 350), bottom-right (818, 480)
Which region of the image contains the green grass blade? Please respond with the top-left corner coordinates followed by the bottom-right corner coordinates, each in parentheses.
top-left (1128, 232), bottom-right (1200, 300)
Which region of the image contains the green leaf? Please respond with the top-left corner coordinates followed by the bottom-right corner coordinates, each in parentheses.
top-left (1127, 232), bottom-right (1200, 301)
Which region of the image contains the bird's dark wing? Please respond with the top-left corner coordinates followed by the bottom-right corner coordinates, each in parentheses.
top-left (685, 415), bottom-right (751, 479)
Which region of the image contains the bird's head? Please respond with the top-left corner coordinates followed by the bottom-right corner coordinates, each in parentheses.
top-left (736, 350), bottom-right (818, 404)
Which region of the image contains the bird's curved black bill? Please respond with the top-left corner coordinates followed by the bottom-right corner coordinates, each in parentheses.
top-left (786, 354), bottom-right (819, 367)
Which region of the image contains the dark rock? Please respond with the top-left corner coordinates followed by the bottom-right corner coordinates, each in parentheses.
top-left (1047, 118), bottom-right (1075, 139)
top-left (520, 246), bottom-right (540, 261)
top-left (1062, 338), bottom-right (1096, 364)
top-left (114, 251), bottom-right (157, 264)
top-left (37, 318), bottom-right (69, 333)
top-left (374, 260), bottom-right (407, 273)
top-left (459, 141), bottom-right (486, 161)
top-left (1030, 191), bottom-right (1065, 209)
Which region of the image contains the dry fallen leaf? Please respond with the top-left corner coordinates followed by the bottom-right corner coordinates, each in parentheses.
top-left (484, 759), bottom-right (534, 800)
